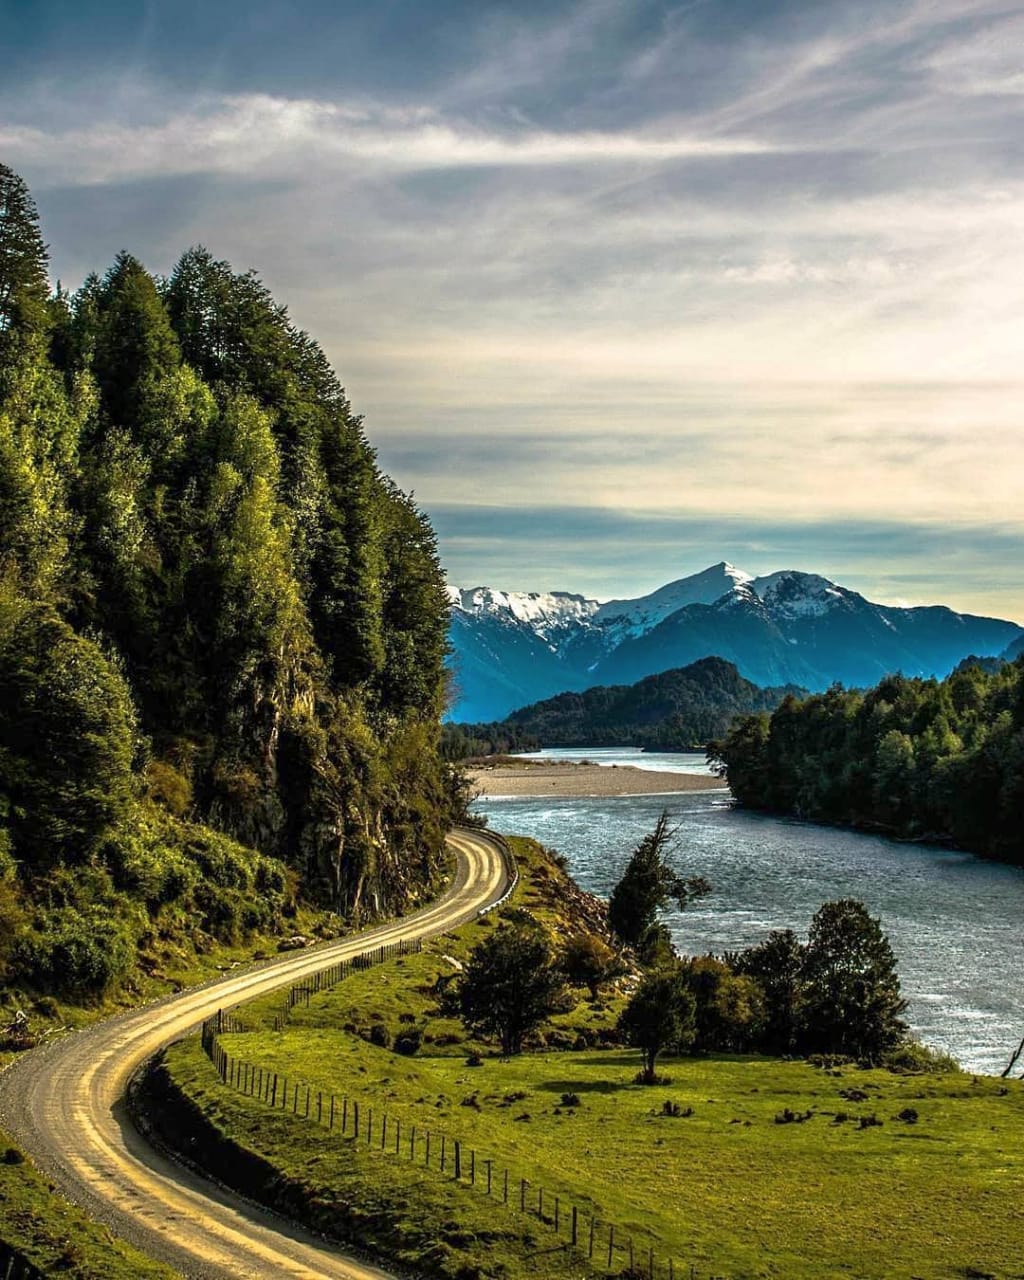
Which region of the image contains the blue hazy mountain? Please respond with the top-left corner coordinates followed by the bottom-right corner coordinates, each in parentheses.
top-left (447, 564), bottom-right (1023, 722)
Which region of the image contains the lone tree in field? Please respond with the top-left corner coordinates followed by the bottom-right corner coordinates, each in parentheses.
top-left (458, 920), bottom-right (564, 1055)
top-left (608, 810), bottom-right (710, 961)
top-left (618, 967), bottom-right (696, 1083)
top-left (560, 932), bottom-right (625, 1000)
top-left (799, 899), bottom-right (906, 1062)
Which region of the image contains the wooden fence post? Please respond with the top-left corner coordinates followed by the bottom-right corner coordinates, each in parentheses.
top-left (329, 1096), bottom-right (335, 1129)
top-left (395, 1118), bottom-right (401, 1154)
top-left (353, 1101), bottom-right (359, 1138)
top-left (440, 1134), bottom-right (446, 1171)
top-left (588, 1217), bottom-right (595, 1258)
top-left (381, 1116), bottom-right (387, 1150)
top-left (571, 1206), bottom-right (578, 1248)
top-left (608, 1225), bottom-right (614, 1268)
top-left (520, 1179), bottom-right (527, 1212)
top-left (554, 1196), bottom-right (559, 1233)
top-left (503, 1169), bottom-right (508, 1204)
top-left (470, 1150), bottom-right (475, 1184)
top-left (454, 1140), bottom-right (461, 1179)
top-left (367, 1108), bottom-right (373, 1145)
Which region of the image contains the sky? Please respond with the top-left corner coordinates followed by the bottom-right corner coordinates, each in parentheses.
top-left (3, 0), bottom-right (1023, 618)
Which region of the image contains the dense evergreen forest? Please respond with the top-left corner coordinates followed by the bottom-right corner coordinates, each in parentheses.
top-left (712, 660), bottom-right (1024, 864)
top-left (0, 165), bottom-right (461, 1001)
top-left (455, 657), bottom-right (805, 752)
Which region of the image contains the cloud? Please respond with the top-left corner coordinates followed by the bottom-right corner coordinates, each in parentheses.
top-left (5, 0), bottom-right (1023, 617)
top-left (431, 503), bottom-right (1024, 622)
top-left (0, 92), bottom-right (791, 190)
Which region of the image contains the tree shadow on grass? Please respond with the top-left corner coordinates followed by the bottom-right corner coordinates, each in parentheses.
top-left (535, 1078), bottom-right (632, 1095)
top-left (534, 1055), bottom-right (640, 1094)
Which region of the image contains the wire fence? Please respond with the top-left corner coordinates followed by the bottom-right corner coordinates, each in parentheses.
top-left (199, 910), bottom-right (715, 1280)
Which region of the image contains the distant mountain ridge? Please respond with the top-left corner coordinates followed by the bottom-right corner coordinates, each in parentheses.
top-left (447, 562), bottom-right (1023, 721)
top-left (498, 657), bottom-right (806, 750)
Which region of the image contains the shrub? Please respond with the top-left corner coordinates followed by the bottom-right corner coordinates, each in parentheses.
top-left (882, 1040), bottom-right (958, 1074)
top-left (368, 1023), bottom-right (390, 1048)
top-left (560, 1092), bottom-right (581, 1108)
top-left (11, 905), bottom-right (137, 1000)
top-left (774, 1108), bottom-right (813, 1124)
top-left (394, 1028), bottom-right (422, 1056)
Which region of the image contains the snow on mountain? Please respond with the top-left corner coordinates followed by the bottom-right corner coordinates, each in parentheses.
top-left (596, 561), bottom-right (753, 633)
top-left (748, 570), bottom-right (854, 618)
top-left (447, 586), bottom-right (599, 649)
top-left (445, 563), bottom-right (1024, 721)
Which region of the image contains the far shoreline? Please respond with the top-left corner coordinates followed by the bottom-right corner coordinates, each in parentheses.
top-left (467, 758), bottom-right (730, 799)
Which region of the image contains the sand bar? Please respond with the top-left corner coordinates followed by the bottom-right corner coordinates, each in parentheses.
top-left (468, 759), bottom-right (729, 798)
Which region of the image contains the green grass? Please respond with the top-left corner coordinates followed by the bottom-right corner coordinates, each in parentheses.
top-left (0, 1137), bottom-right (175, 1278)
top-left (167, 835), bottom-right (1024, 1280)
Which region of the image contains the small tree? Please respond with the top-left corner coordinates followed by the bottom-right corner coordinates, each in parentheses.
top-left (607, 811), bottom-right (710, 959)
top-left (734, 928), bottom-right (804, 1054)
top-left (617, 968), bottom-right (696, 1083)
top-left (561, 932), bottom-right (624, 1000)
top-left (682, 955), bottom-right (763, 1054)
top-left (799, 899), bottom-right (907, 1062)
top-left (458, 921), bottom-right (563, 1055)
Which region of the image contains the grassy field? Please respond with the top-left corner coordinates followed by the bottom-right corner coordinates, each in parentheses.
top-left (166, 835), bottom-right (1024, 1280)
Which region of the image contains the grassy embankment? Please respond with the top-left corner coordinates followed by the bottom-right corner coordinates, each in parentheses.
top-left (0, 911), bottom-right (333, 1280)
top-left (163, 836), bottom-right (1024, 1280)
top-left (0, 894), bottom-right (360, 1278)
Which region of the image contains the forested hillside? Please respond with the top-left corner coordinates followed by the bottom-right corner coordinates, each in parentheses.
top-left (0, 165), bottom-right (460, 1002)
top-left (462, 657), bottom-right (804, 750)
top-left (712, 660), bottom-right (1024, 864)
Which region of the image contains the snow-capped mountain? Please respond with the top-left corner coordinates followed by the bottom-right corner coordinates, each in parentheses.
top-left (447, 562), bottom-right (1023, 722)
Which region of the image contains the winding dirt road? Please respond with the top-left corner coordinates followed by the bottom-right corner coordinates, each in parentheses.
top-left (0, 828), bottom-right (510, 1279)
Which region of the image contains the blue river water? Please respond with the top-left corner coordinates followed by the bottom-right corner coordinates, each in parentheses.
top-left (472, 751), bottom-right (1024, 1074)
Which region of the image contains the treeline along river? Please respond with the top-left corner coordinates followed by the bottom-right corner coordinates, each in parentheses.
top-left (473, 752), bottom-right (1024, 1075)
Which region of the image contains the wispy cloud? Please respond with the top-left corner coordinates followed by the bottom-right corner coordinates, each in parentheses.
top-left (4, 0), bottom-right (1023, 618)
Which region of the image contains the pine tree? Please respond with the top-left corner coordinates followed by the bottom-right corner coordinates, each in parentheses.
top-left (607, 810), bottom-right (711, 957)
top-left (0, 164), bottom-right (50, 372)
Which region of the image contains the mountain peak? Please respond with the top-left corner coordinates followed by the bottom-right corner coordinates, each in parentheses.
top-left (445, 563), bottom-right (1024, 720)
top-left (594, 561), bottom-right (753, 629)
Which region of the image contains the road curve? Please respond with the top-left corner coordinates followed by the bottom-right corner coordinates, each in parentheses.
top-left (0, 828), bottom-right (510, 1279)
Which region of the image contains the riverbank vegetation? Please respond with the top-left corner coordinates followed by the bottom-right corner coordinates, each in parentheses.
top-left (158, 835), bottom-right (1021, 1280)
top-left (712, 658), bottom-right (1024, 863)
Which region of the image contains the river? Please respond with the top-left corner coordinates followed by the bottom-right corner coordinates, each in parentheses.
top-left (473, 750), bottom-right (1024, 1075)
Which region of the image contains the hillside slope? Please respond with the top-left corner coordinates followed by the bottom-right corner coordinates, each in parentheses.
top-left (0, 163), bottom-right (459, 1009)
top-left (499, 657), bottom-right (805, 748)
